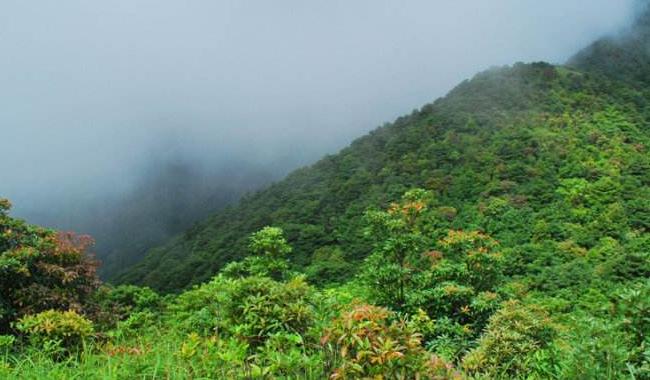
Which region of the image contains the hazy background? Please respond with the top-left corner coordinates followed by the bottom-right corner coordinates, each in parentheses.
top-left (0, 0), bottom-right (644, 277)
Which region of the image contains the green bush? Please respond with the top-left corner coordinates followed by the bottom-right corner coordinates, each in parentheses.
top-left (615, 280), bottom-right (650, 377)
top-left (171, 275), bottom-right (315, 349)
top-left (100, 285), bottom-right (161, 313)
top-left (0, 335), bottom-right (14, 349)
top-left (555, 315), bottom-right (635, 380)
top-left (304, 246), bottom-right (355, 286)
top-left (95, 284), bottom-right (162, 329)
top-left (16, 310), bottom-right (94, 351)
top-left (462, 300), bottom-right (556, 378)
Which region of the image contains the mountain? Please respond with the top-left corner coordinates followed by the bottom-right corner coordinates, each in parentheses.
top-left (116, 7), bottom-right (650, 293)
top-left (568, 4), bottom-right (650, 88)
top-left (20, 158), bottom-right (276, 280)
top-left (94, 159), bottom-right (277, 279)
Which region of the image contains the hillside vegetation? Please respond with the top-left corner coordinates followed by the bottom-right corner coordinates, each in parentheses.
top-left (1, 6), bottom-right (650, 380)
top-left (120, 11), bottom-right (650, 292)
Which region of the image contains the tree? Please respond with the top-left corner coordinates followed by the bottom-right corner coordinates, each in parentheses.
top-left (360, 189), bottom-right (432, 311)
top-left (249, 226), bottom-right (292, 258)
top-left (0, 198), bottom-right (100, 334)
top-left (222, 226), bottom-right (293, 281)
top-left (361, 190), bottom-right (504, 356)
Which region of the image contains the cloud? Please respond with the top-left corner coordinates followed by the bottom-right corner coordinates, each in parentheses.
top-left (0, 0), bottom-right (640, 215)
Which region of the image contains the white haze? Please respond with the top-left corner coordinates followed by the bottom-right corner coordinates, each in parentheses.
top-left (0, 0), bottom-right (642, 219)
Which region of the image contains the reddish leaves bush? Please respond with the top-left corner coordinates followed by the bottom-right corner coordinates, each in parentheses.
top-left (0, 198), bottom-right (100, 333)
top-left (323, 303), bottom-right (463, 380)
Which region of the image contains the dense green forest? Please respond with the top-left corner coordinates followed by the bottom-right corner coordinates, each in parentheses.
top-left (118, 9), bottom-right (650, 293)
top-left (1, 6), bottom-right (650, 380)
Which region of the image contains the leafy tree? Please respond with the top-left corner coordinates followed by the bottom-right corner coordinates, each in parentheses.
top-left (361, 190), bottom-right (504, 353)
top-left (222, 226), bottom-right (293, 281)
top-left (249, 226), bottom-right (293, 258)
top-left (361, 189), bottom-right (432, 311)
top-left (615, 280), bottom-right (650, 374)
top-left (0, 198), bottom-right (99, 334)
top-left (304, 246), bottom-right (354, 287)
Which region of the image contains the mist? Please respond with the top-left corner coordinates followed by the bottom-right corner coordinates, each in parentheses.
top-left (0, 1), bottom-right (643, 277)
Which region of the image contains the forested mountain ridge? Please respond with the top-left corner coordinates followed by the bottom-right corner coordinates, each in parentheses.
top-left (3, 5), bottom-right (650, 380)
top-left (117, 8), bottom-right (650, 293)
top-left (569, 5), bottom-right (650, 88)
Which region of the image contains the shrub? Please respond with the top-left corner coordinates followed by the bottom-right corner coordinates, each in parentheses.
top-left (305, 246), bottom-right (355, 287)
top-left (323, 303), bottom-right (463, 380)
top-left (614, 280), bottom-right (650, 375)
top-left (462, 300), bottom-right (557, 378)
top-left (170, 275), bottom-right (315, 348)
top-left (16, 310), bottom-right (94, 351)
top-left (556, 315), bottom-right (635, 380)
top-left (360, 189), bottom-right (432, 311)
top-left (224, 276), bottom-right (314, 347)
top-left (0, 335), bottom-right (14, 350)
top-left (95, 284), bottom-right (162, 326)
top-left (361, 191), bottom-right (505, 357)
top-left (0, 198), bottom-right (99, 333)
top-left (249, 226), bottom-right (292, 259)
top-left (101, 285), bottom-right (161, 313)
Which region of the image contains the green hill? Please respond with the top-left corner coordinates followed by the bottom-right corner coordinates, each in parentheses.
top-left (3, 6), bottom-right (650, 380)
top-left (116, 8), bottom-right (650, 293)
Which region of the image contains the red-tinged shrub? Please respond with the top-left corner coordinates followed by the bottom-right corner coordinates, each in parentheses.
top-left (323, 303), bottom-right (464, 380)
top-left (0, 197), bottom-right (100, 333)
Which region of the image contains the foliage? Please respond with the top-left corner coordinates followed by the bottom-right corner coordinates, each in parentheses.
top-left (360, 190), bottom-right (504, 356)
top-left (614, 280), bottom-right (650, 377)
top-left (95, 284), bottom-right (162, 326)
top-left (323, 303), bottom-right (463, 380)
top-left (360, 188), bottom-right (433, 311)
top-left (462, 300), bottom-right (557, 378)
top-left (16, 310), bottom-right (94, 352)
top-left (553, 315), bottom-right (638, 380)
top-left (100, 285), bottom-right (161, 313)
top-left (4, 6), bottom-right (650, 379)
top-left (305, 246), bottom-right (355, 286)
top-left (0, 335), bottom-right (15, 350)
top-left (249, 226), bottom-right (293, 258)
top-left (118, 9), bottom-right (650, 293)
top-left (171, 274), bottom-right (315, 348)
top-left (222, 226), bottom-right (294, 281)
top-left (0, 198), bottom-right (100, 333)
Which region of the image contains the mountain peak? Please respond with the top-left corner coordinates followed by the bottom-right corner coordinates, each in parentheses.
top-left (568, 2), bottom-right (650, 86)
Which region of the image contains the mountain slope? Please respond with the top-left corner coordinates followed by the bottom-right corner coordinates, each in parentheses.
top-left (117, 9), bottom-right (650, 293)
top-left (569, 5), bottom-right (650, 88)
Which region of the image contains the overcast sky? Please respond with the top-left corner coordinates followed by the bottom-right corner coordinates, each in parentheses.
top-left (0, 0), bottom-right (642, 216)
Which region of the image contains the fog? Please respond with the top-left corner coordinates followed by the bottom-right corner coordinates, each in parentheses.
top-left (0, 1), bottom-right (643, 276)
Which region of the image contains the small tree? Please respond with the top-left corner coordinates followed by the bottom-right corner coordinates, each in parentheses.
top-left (249, 226), bottom-right (292, 258)
top-left (361, 191), bottom-right (504, 356)
top-left (361, 189), bottom-right (432, 311)
top-left (223, 226), bottom-right (293, 281)
top-left (0, 198), bottom-right (99, 334)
